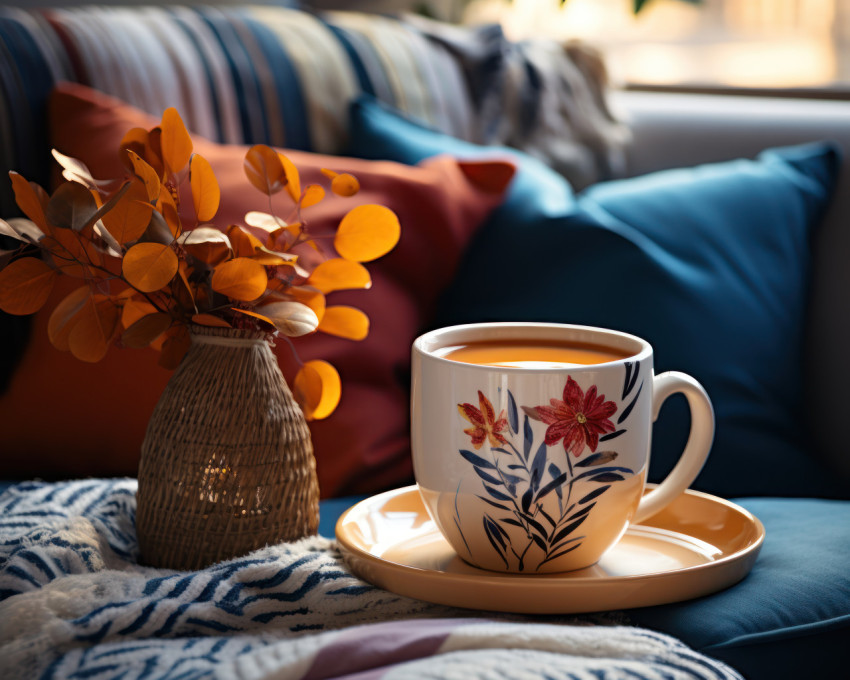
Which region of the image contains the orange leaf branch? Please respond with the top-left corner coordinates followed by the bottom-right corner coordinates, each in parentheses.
top-left (3, 121), bottom-right (399, 415)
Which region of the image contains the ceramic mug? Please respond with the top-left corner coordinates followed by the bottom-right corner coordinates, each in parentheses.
top-left (411, 322), bottom-right (714, 573)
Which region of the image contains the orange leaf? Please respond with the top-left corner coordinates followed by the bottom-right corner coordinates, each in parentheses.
top-left (285, 285), bottom-right (326, 322)
top-left (121, 312), bottom-right (172, 349)
top-left (0, 257), bottom-right (57, 315)
top-left (254, 300), bottom-right (318, 336)
top-left (190, 154), bottom-right (220, 222)
top-left (8, 172), bottom-right (48, 231)
top-left (122, 297), bottom-right (158, 329)
top-left (331, 173), bottom-right (360, 197)
top-left (227, 224), bottom-right (297, 266)
top-left (123, 242), bottom-right (178, 292)
top-left (294, 360), bottom-right (341, 421)
top-left (179, 227), bottom-right (232, 265)
top-left (211, 257), bottom-right (268, 301)
top-left (160, 107), bottom-right (193, 176)
top-left (144, 127), bottom-right (166, 178)
top-left (47, 284), bottom-right (90, 351)
top-left (270, 257), bottom-right (311, 282)
top-left (318, 305), bottom-right (369, 340)
top-left (227, 224), bottom-right (263, 259)
top-left (68, 294), bottom-right (120, 362)
top-left (156, 189), bottom-right (181, 237)
top-left (176, 260), bottom-right (195, 308)
top-left (159, 325), bottom-right (191, 369)
top-left (245, 212), bottom-right (301, 249)
top-left (278, 153), bottom-right (301, 204)
top-left (47, 182), bottom-right (102, 234)
top-left (149, 333), bottom-right (167, 353)
top-left (301, 184), bottom-right (325, 209)
top-left (120, 127), bottom-right (148, 159)
top-left (334, 204), bottom-right (400, 262)
top-left (308, 258), bottom-right (371, 294)
top-left (101, 180), bottom-right (154, 245)
top-left (126, 149), bottom-right (162, 201)
top-left (191, 313), bottom-right (231, 328)
top-left (252, 247), bottom-right (299, 267)
top-left (41, 229), bottom-right (103, 278)
top-left (244, 145), bottom-right (287, 196)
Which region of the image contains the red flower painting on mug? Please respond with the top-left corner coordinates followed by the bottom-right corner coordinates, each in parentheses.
top-left (533, 377), bottom-right (617, 457)
top-left (458, 390), bottom-right (509, 449)
top-left (454, 364), bottom-right (640, 572)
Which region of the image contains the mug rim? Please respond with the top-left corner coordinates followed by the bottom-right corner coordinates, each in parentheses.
top-left (413, 322), bottom-right (652, 372)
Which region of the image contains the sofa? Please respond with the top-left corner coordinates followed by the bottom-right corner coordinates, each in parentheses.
top-left (0, 4), bottom-right (848, 680)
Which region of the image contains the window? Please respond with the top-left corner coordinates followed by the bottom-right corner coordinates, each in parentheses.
top-left (462, 0), bottom-right (850, 94)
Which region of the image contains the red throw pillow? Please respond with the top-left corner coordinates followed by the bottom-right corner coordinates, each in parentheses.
top-left (0, 82), bottom-right (513, 498)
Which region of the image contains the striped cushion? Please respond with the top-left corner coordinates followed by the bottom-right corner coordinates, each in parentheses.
top-left (0, 4), bottom-right (623, 218)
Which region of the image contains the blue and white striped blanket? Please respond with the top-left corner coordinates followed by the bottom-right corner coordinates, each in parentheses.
top-left (0, 479), bottom-right (741, 680)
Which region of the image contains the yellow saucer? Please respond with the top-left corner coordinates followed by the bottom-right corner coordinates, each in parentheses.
top-left (335, 485), bottom-right (764, 614)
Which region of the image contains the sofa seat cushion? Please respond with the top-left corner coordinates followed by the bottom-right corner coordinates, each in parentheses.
top-left (347, 97), bottom-right (849, 499)
top-left (0, 83), bottom-right (514, 498)
top-left (627, 497), bottom-right (850, 680)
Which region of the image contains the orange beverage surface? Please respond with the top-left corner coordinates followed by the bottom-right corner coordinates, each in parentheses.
top-left (439, 339), bottom-right (631, 368)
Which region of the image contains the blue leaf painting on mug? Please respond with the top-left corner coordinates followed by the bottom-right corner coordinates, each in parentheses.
top-left (454, 362), bottom-right (642, 572)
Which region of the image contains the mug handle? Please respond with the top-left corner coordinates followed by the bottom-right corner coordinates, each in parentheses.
top-left (632, 371), bottom-right (715, 524)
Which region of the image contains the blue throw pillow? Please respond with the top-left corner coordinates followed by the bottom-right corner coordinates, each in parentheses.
top-left (348, 95), bottom-right (574, 219)
top-left (435, 143), bottom-right (845, 498)
top-left (347, 96), bottom-right (846, 498)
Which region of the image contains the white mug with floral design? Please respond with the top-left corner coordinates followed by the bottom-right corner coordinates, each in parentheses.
top-left (411, 322), bottom-right (714, 573)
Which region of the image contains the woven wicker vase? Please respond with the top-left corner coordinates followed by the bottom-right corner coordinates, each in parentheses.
top-left (136, 327), bottom-right (319, 570)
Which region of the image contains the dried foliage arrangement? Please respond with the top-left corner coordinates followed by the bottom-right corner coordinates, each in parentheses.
top-left (0, 108), bottom-right (400, 420)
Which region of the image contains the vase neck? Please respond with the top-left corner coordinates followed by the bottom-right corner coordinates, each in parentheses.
top-left (190, 327), bottom-right (270, 348)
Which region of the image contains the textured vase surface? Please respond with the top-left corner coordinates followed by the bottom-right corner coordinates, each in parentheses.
top-left (136, 327), bottom-right (319, 570)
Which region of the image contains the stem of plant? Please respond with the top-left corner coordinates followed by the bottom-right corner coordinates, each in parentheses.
top-left (505, 440), bottom-right (530, 473)
top-left (279, 335), bottom-right (303, 367)
top-left (493, 453), bottom-right (532, 538)
top-left (564, 450), bottom-right (575, 507)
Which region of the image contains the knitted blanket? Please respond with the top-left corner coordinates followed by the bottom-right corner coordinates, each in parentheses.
top-left (0, 479), bottom-right (741, 680)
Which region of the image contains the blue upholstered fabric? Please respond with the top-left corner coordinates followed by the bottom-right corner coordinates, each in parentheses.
top-left (348, 97), bottom-right (847, 500)
top-left (318, 495), bottom-right (366, 538)
top-left (628, 497), bottom-right (850, 680)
